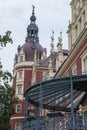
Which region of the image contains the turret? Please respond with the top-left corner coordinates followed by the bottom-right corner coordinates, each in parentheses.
top-left (25, 5), bottom-right (39, 44)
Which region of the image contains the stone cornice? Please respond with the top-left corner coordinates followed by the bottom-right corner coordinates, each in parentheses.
top-left (14, 61), bottom-right (34, 69)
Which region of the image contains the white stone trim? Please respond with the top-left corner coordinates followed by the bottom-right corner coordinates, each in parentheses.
top-left (10, 116), bottom-right (24, 120)
top-left (14, 61), bottom-right (35, 69)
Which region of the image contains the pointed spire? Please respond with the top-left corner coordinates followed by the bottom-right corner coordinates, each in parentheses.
top-left (50, 31), bottom-right (54, 54)
top-left (26, 6), bottom-right (39, 43)
top-left (51, 31), bottom-right (54, 44)
top-left (59, 31), bottom-right (62, 43)
top-left (30, 5), bottom-right (36, 22)
top-left (32, 5), bottom-right (35, 15)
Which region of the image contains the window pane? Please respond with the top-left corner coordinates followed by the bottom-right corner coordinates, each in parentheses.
top-left (20, 56), bottom-right (23, 62)
top-left (19, 71), bottom-right (22, 79)
top-left (18, 86), bottom-right (22, 94)
top-left (16, 104), bottom-right (22, 113)
top-left (16, 123), bottom-right (21, 130)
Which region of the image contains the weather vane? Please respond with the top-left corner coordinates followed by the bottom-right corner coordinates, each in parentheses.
top-left (32, 5), bottom-right (35, 11)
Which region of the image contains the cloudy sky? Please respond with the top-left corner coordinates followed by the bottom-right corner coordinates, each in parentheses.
top-left (0, 0), bottom-right (71, 73)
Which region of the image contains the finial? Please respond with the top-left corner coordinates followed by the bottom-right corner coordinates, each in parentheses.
top-left (60, 31), bottom-right (62, 40)
top-left (58, 32), bottom-right (62, 44)
top-left (32, 5), bottom-right (35, 15)
top-left (50, 31), bottom-right (54, 54)
top-left (52, 31), bottom-right (54, 38)
top-left (17, 45), bottom-right (21, 53)
top-left (77, 104), bottom-right (83, 115)
top-left (51, 31), bottom-right (54, 41)
top-left (30, 5), bottom-right (36, 22)
top-left (57, 32), bottom-right (62, 51)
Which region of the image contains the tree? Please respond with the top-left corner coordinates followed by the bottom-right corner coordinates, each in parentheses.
top-left (0, 31), bottom-right (13, 47)
top-left (0, 31), bottom-right (18, 130)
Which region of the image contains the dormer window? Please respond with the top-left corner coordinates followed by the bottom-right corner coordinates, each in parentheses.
top-left (20, 56), bottom-right (23, 62)
top-left (17, 48), bottom-right (25, 63)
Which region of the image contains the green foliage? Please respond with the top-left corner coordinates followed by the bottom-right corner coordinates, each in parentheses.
top-left (0, 32), bottom-right (18, 130)
top-left (0, 69), bottom-right (18, 130)
top-left (0, 31), bottom-right (13, 47)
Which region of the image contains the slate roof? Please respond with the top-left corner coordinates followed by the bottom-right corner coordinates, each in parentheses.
top-left (22, 42), bottom-right (43, 61)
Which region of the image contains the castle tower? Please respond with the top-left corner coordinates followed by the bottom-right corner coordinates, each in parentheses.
top-left (10, 6), bottom-right (64, 130)
top-left (10, 6), bottom-right (47, 130)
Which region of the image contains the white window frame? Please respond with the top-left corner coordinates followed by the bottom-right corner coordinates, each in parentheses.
top-left (15, 123), bottom-right (21, 130)
top-left (18, 71), bottom-right (23, 79)
top-left (17, 86), bottom-right (22, 95)
top-left (16, 104), bottom-right (22, 113)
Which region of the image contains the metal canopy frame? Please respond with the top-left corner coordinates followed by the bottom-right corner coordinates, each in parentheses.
top-left (25, 74), bottom-right (87, 112)
top-left (22, 74), bottom-right (87, 130)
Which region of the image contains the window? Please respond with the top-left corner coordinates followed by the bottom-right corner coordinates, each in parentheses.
top-left (17, 86), bottom-right (22, 95)
top-left (20, 56), bottom-right (23, 62)
top-left (15, 123), bottom-right (21, 130)
top-left (83, 56), bottom-right (87, 73)
top-left (16, 104), bottom-right (22, 113)
top-left (19, 71), bottom-right (23, 79)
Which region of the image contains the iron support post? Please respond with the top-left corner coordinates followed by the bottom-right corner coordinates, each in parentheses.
top-left (23, 94), bottom-right (29, 130)
top-left (70, 69), bottom-right (75, 130)
top-left (39, 82), bottom-right (43, 117)
top-left (39, 81), bottom-right (44, 130)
